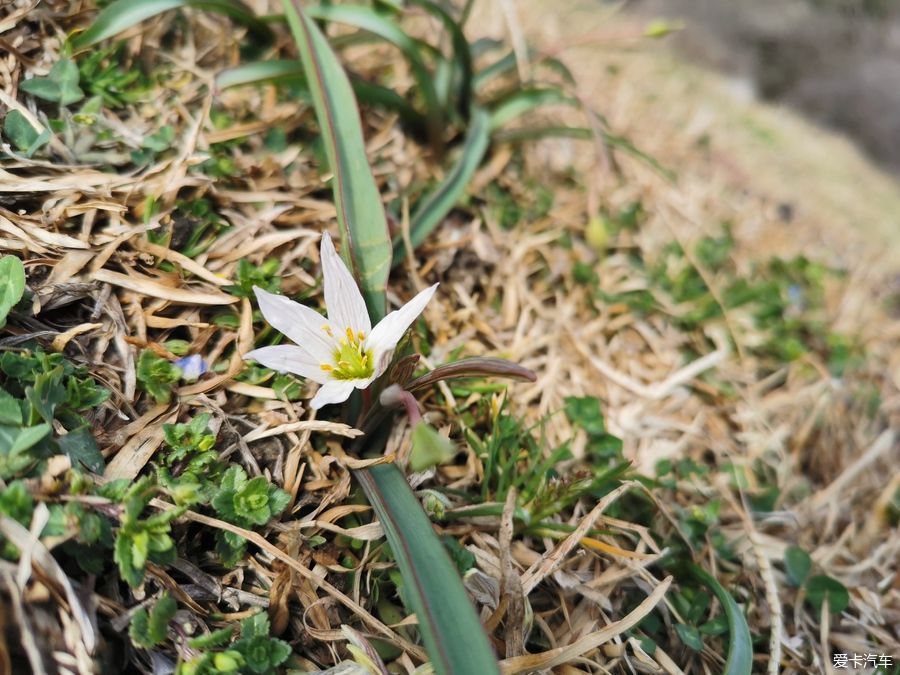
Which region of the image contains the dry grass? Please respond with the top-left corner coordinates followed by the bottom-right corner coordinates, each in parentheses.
top-left (1, 0), bottom-right (898, 673)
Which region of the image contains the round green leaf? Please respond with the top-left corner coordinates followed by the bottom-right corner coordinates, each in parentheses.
top-left (0, 255), bottom-right (26, 327)
top-left (3, 110), bottom-right (39, 151)
top-left (805, 575), bottom-right (849, 614)
top-left (784, 545), bottom-right (812, 587)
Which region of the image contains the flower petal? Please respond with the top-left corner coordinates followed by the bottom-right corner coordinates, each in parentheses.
top-left (366, 283), bottom-right (438, 376)
top-left (310, 380), bottom-right (356, 409)
top-left (252, 286), bottom-right (335, 364)
top-left (243, 345), bottom-right (331, 384)
top-left (320, 232), bottom-right (371, 335)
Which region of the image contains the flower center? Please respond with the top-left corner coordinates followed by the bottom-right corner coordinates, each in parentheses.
top-left (320, 327), bottom-right (374, 380)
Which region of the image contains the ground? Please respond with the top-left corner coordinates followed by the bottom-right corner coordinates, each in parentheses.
top-left (0, 0), bottom-right (898, 673)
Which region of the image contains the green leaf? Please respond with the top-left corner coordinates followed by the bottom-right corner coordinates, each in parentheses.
top-left (282, 0), bottom-right (392, 321)
top-left (675, 623), bottom-right (704, 651)
top-left (409, 421), bottom-right (456, 472)
top-left (129, 593), bottom-right (177, 647)
top-left (784, 545), bottom-right (812, 588)
top-left (233, 612), bottom-right (292, 674)
top-left (688, 564), bottom-right (753, 675)
top-left (216, 59), bottom-right (306, 89)
top-left (441, 534), bottom-right (475, 574)
top-left (57, 426), bottom-right (105, 473)
top-left (187, 627), bottom-right (234, 649)
top-left (805, 575), bottom-right (849, 615)
top-left (0, 389), bottom-right (22, 426)
top-left (405, 356), bottom-right (536, 393)
top-left (355, 463), bottom-right (500, 675)
top-left (114, 531), bottom-right (146, 588)
top-left (3, 110), bottom-right (49, 157)
top-left (0, 255), bottom-right (26, 328)
top-left (394, 107), bottom-right (490, 262)
top-left (0, 480), bottom-right (34, 557)
top-left (564, 396), bottom-right (607, 436)
top-left (211, 465), bottom-right (288, 528)
top-left (163, 413), bottom-right (215, 459)
top-left (491, 125), bottom-right (592, 144)
top-left (234, 476), bottom-right (278, 525)
top-left (215, 530), bottom-right (246, 566)
top-left (19, 78), bottom-right (62, 102)
top-left (72, 0), bottom-right (271, 49)
top-left (408, 0), bottom-right (473, 120)
top-left (25, 366), bottom-right (67, 424)
top-left (0, 480), bottom-right (34, 525)
top-left (216, 61), bottom-right (426, 134)
top-left (136, 349), bottom-right (182, 403)
top-left (20, 59), bottom-right (84, 106)
top-left (488, 86), bottom-right (578, 129)
top-left (304, 3), bottom-right (443, 148)
top-left (53, 60), bottom-right (86, 106)
top-left (0, 423), bottom-right (51, 455)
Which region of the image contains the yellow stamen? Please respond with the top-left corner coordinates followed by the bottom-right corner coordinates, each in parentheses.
top-left (321, 323), bottom-right (333, 337)
top-left (325, 325), bottom-right (375, 381)
top-left (320, 364), bottom-right (333, 372)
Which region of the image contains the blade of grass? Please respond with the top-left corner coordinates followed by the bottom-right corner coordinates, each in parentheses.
top-left (603, 130), bottom-right (677, 181)
top-left (283, 0), bottom-right (391, 321)
top-left (72, 0), bottom-right (271, 49)
top-left (394, 107), bottom-right (490, 262)
top-left (304, 4), bottom-right (443, 150)
top-left (491, 125), bottom-right (592, 143)
top-left (355, 463), bottom-right (500, 675)
top-left (408, 0), bottom-right (473, 121)
top-left (491, 124), bottom-right (675, 181)
top-left (688, 564), bottom-right (753, 675)
top-left (215, 59), bottom-right (305, 89)
top-left (488, 86), bottom-right (578, 130)
top-left (474, 50), bottom-right (576, 91)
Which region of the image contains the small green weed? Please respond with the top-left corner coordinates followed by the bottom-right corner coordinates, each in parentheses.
top-left (464, 394), bottom-right (628, 525)
top-left (0, 346), bottom-right (109, 478)
top-left (211, 465), bottom-right (290, 565)
top-left (137, 349), bottom-right (182, 404)
top-left (20, 58), bottom-right (84, 106)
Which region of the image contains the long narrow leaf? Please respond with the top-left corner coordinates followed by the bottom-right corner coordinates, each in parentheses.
top-left (72, 0), bottom-right (271, 49)
top-left (355, 463), bottom-right (500, 675)
top-left (394, 107), bottom-right (490, 262)
top-left (689, 564), bottom-right (753, 675)
top-left (304, 4), bottom-right (443, 148)
top-left (492, 124), bottom-right (675, 181)
top-left (406, 356), bottom-right (536, 393)
top-left (408, 0), bottom-right (473, 120)
top-left (492, 125), bottom-right (592, 143)
top-left (283, 0), bottom-right (391, 321)
top-left (216, 61), bottom-right (426, 133)
top-left (474, 50), bottom-right (576, 91)
top-left (215, 60), bottom-right (305, 89)
top-left (603, 131), bottom-right (676, 181)
top-left (488, 87), bottom-right (578, 130)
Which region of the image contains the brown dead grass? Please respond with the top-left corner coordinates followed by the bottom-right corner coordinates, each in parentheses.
top-left (1, 0), bottom-right (898, 673)
top-left (464, 1), bottom-right (900, 672)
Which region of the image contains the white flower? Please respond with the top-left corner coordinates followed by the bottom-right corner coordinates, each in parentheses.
top-left (244, 232), bottom-right (438, 409)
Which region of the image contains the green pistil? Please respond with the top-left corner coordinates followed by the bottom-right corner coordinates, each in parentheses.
top-left (326, 330), bottom-right (374, 380)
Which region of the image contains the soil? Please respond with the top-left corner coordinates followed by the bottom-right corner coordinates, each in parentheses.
top-left (627, 0), bottom-right (900, 173)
